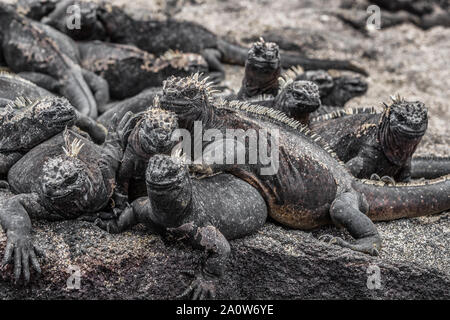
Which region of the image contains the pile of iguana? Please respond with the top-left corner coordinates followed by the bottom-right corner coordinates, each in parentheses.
top-left (34, 0), bottom-right (368, 76)
top-left (0, 2), bottom-right (109, 118)
top-left (93, 74), bottom-right (450, 299)
top-left (79, 41), bottom-right (209, 100)
top-left (0, 71), bottom-right (107, 143)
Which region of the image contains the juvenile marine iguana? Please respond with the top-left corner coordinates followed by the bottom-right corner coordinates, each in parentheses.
top-left (0, 3), bottom-right (109, 118)
top-left (79, 41), bottom-right (209, 99)
top-left (113, 106), bottom-right (179, 209)
top-left (0, 72), bottom-right (107, 143)
top-left (96, 74), bottom-right (450, 299)
top-left (309, 96), bottom-right (428, 181)
top-left (0, 126), bottom-right (122, 282)
top-left (38, 0), bottom-right (368, 75)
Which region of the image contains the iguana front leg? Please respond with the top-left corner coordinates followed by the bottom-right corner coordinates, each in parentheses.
top-left (168, 222), bottom-right (230, 300)
top-left (0, 193), bottom-right (50, 282)
top-left (17, 72), bottom-right (61, 92)
top-left (202, 49), bottom-right (225, 83)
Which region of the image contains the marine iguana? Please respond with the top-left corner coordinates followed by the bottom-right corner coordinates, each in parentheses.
top-left (236, 39), bottom-right (281, 100)
top-left (113, 106), bottom-right (179, 209)
top-left (37, 0), bottom-right (368, 75)
top-left (0, 3), bottom-right (109, 118)
top-left (281, 67), bottom-right (368, 109)
top-left (0, 96), bottom-right (77, 177)
top-left (309, 96), bottom-right (428, 181)
top-left (0, 72), bottom-right (107, 143)
top-left (246, 79), bottom-right (321, 125)
top-left (14, 0), bottom-right (58, 20)
top-left (0, 126), bottom-right (122, 282)
top-left (96, 74), bottom-right (450, 299)
top-left (410, 156), bottom-right (450, 179)
top-left (79, 41), bottom-right (209, 100)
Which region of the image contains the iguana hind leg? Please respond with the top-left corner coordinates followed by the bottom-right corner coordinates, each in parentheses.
top-left (322, 191), bottom-right (381, 256)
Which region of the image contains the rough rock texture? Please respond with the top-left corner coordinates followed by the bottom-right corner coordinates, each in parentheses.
top-left (1, 0), bottom-right (449, 299)
top-left (0, 189), bottom-right (448, 299)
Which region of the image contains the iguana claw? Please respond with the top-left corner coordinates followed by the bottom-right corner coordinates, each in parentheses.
top-left (176, 274), bottom-right (216, 300)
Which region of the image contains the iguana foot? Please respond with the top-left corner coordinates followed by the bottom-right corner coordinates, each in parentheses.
top-left (77, 211), bottom-right (116, 222)
top-left (370, 174), bottom-right (396, 185)
top-left (94, 217), bottom-right (121, 234)
top-left (1, 230), bottom-right (44, 283)
top-left (177, 272), bottom-right (216, 300)
top-left (320, 234), bottom-right (380, 256)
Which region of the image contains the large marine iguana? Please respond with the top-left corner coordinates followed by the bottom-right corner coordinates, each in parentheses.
top-left (37, 0), bottom-right (368, 76)
top-left (95, 74), bottom-right (450, 299)
top-left (0, 3), bottom-right (109, 118)
top-left (309, 96), bottom-right (428, 182)
top-left (0, 126), bottom-right (122, 282)
top-left (79, 41), bottom-right (209, 99)
top-left (0, 72), bottom-right (107, 143)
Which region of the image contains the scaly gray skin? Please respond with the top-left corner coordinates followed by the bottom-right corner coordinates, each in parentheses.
top-left (0, 3), bottom-right (109, 118)
top-left (236, 39), bottom-right (281, 99)
top-left (0, 72), bottom-right (107, 144)
top-left (309, 97), bottom-right (428, 181)
top-left (0, 96), bottom-right (77, 178)
top-left (37, 0), bottom-right (368, 76)
top-left (97, 74), bottom-right (450, 299)
top-left (95, 154), bottom-right (268, 300)
top-left (79, 41), bottom-right (209, 100)
top-left (0, 126), bottom-right (122, 283)
top-left (283, 68), bottom-right (368, 109)
top-left (247, 80), bottom-right (321, 125)
top-left (113, 107), bottom-right (179, 209)
top-left (97, 87), bottom-right (161, 122)
top-left (410, 156), bottom-right (450, 179)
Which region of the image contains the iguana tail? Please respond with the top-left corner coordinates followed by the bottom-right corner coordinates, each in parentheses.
top-left (411, 156), bottom-right (450, 179)
top-left (353, 175), bottom-right (450, 222)
top-left (217, 39), bottom-right (368, 76)
top-left (281, 54), bottom-right (368, 76)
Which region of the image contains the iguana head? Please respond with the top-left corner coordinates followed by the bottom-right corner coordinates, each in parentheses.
top-left (300, 70), bottom-right (334, 96)
top-left (160, 73), bottom-right (214, 128)
top-left (145, 154), bottom-right (191, 227)
top-left (134, 107), bottom-right (179, 156)
top-left (274, 80), bottom-right (321, 123)
top-left (379, 95), bottom-right (428, 165)
top-left (0, 97), bottom-right (77, 152)
top-left (247, 38), bottom-right (281, 72)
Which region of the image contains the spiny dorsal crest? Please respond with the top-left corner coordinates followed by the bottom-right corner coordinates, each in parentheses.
top-left (247, 94), bottom-right (275, 103)
top-left (310, 106), bottom-right (378, 123)
top-left (6, 96), bottom-right (34, 109)
top-left (215, 99), bottom-right (345, 165)
top-left (390, 93), bottom-right (406, 104)
top-left (279, 65), bottom-right (304, 89)
top-left (161, 49), bottom-right (183, 60)
top-left (254, 37), bottom-right (278, 50)
top-left (63, 130), bottom-right (84, 158)
top-left (163, 73), bottom-right (217, 95)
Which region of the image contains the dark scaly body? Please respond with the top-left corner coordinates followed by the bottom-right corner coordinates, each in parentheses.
top-left (79, 41), bottom-right (208, 100)
top-left (309, 98), bottom-right (428, 181)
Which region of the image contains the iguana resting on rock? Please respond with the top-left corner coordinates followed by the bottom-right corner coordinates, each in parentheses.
top-left (0, 3), bottom-right (109, 118)
top-left (37, 0), bottom-right (368, 76)
top-left (95, 74), bottom-right (450, 299)
top-left (113, 106), bottom-right (179, 209)
top-left (0, 126), bottom-right (122, 282)
top-left (309, 96), bottom-right (428, 181)
top-left (79, 41), bottom-right (209, 100)
top-left (246, 79), bottom-right (321, 125)
top-left (0, 72), bottom-right (107, 143)
top-left (0, 96), bottom-right (77, 178)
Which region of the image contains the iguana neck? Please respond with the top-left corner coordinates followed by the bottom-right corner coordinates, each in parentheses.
top-left (378, 112), bottom-right (422, 166)
top-left (242, 64), bottom-right (280, 97)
